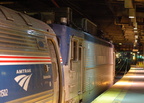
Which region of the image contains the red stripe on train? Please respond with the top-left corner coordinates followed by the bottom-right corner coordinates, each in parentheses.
top-left (0, 56), bottom-right (50, 59)
top-left (0, 60), bottom-right (51, 62)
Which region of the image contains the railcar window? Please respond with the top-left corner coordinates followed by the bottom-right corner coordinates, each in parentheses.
top-left (47, 40), bottom-right (58, 82)
top-left (72, 39), bottom-right (79, 61)
top-left (47, 40), bottom-right (56, 58)
top-left (79, 47), bottom-right (81, 60)
top-left (79, 42), bottom-right (83, 61)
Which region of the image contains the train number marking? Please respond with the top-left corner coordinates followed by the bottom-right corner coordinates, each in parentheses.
top-left (0, 89), bottom-right (8, 97)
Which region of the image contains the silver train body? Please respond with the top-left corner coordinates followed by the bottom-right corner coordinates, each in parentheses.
top-left (0, 5), bottom-right (64, 103)
top-left (51, 24), bottom-right (115, 103)
top-left (0, 5), bottom-right (115, 103)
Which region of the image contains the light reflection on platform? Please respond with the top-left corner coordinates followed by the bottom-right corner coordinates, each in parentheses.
top-left (92, 66), bottom-right (144, 103)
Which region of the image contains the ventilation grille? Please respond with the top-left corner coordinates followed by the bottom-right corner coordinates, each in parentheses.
top-left (0, 24), bottom-right (49, 56)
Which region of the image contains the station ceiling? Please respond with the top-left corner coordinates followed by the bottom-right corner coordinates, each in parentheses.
top-left (1, 0), bottom-right (144, 52)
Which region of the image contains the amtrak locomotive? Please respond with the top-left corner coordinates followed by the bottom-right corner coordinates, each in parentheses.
top-left (0, 5), bottom-right (115, 103)
top-left (50, 24), bottom-right (115, 103)
top-left (0, 6), bottom-right (64, 103)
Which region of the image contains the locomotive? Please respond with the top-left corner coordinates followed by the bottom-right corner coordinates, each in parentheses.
top-left (0, 5), bottom-right (64, 103)
top-left (50, 24), bottom-right (115, 103)
top-left (0, 5), bottom-right (115, 103)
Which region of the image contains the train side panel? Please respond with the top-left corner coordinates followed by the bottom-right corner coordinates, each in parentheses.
top-left (82, 38), bottom-right (114, 103)
top-left (51, 24), bottom-right (115, 103)
top-left (0, 6), bottom-right (62, 103)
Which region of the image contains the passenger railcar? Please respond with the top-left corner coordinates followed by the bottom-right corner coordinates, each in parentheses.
top-left (0, 6), bottom-right (64, 103)
top-left (51, 24), bottom-right (115, 103)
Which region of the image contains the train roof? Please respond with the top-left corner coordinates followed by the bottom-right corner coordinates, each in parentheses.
top-left (51, 24), bottom-right (113, 47)
top-left (0, 5), bottom-right (54, 34)
top-left (83, 31), bottom-right (113, 47)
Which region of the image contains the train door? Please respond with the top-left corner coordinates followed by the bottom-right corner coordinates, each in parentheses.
top-left (47, 40), bottom-right (60, 103)
top-left (70, 37), bottom-right (84, 102)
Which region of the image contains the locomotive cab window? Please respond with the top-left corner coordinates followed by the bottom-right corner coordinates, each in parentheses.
top-left (79, 42), bottom-right (83, 61)
top-left (71, 39), bottom-right (79, 61)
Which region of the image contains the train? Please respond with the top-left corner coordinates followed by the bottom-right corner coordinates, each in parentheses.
top-left (0, 5), bottom-right (63, 103)
top-left (0, 5), bottom-right (115, 103)
top-left (50, 24), bottom-right (115, 103)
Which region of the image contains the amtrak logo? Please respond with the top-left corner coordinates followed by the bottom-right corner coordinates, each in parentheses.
top-left (14, 74), bottom-right (32, 91)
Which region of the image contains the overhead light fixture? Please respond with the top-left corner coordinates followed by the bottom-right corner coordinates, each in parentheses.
top-left (131, 17), bottom-right (137, 30)
top-left (134, 44), bottom-right (136, 47)
top-left (129, 8), bottom-right (135, 18)
top-left (124, 0), bottom-right (133, 8)
top-left (135, 39), bottom-right (138, 43)
top-left (119, 43), bottom-right (122, 45)
top-left (134, 27), bottom-right (137, 30)
top-left (133, 49), bottom-right (138, 52)
top-left (135, 35), bottom-right (138, 39)
top-left (133, 22), bottom-right (137, 30)
top-left (133, 42), bottom-right (136, 47)
top-left (137, 52), bottom-right (140, 54)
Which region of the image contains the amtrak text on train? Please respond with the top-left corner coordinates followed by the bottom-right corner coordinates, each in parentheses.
top-left (16, 69), bottom-right (31, 74)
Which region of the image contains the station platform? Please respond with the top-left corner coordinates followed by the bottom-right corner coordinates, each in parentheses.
top-left (91, 65), bottom-right (144, 103)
